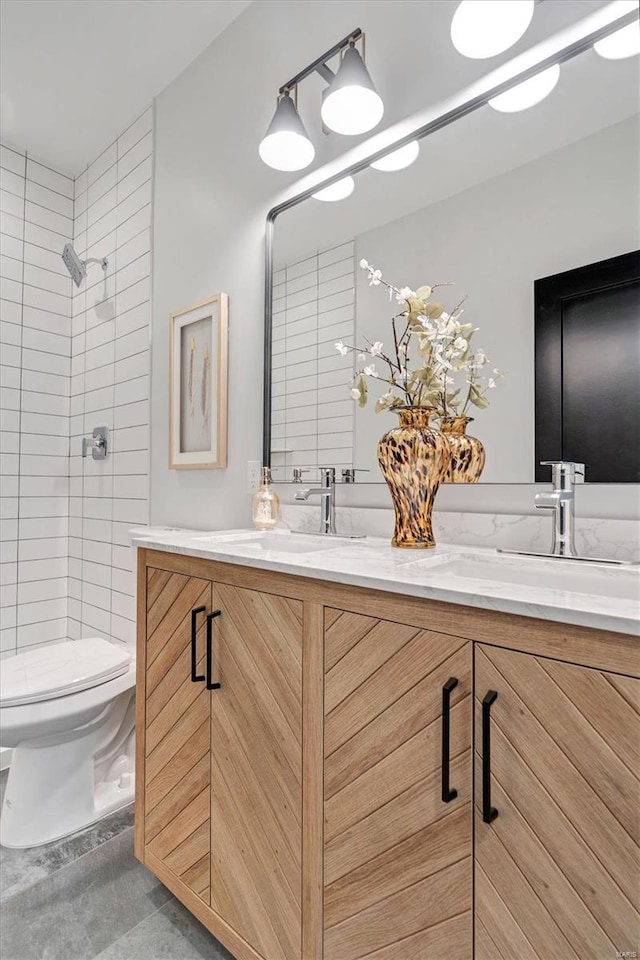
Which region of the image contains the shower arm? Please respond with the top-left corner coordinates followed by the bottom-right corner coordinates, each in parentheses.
top-left (84, 257), bottom-right (108, 271)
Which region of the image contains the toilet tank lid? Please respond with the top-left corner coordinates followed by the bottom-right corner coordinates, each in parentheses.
top-left (0, 638), bottom-right (132, 707)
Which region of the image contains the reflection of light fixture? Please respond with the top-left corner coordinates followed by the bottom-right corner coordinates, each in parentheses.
top-left (370, 140), bottom-right (420, 171)
top-left (489, 64), bottom-right (560, 112)
top-left (312, 176), bottom-right (355, 202)
top-left (321, 46), bottom-right (384, 135)
top-left (259, 92), bottom-right (315, 171)
top-left (594, 21), bottom-right (640, 59)
top-left (259, 29), bottom-right (384, 169)
top-left (451, 0), bottom-right (535, 59)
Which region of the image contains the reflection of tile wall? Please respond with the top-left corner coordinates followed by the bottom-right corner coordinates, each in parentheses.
top-left (1, 143), bottom-right (73, 655)
top-left (271, 241), bottom-right (355, 481)
top-left (69, 108), bottom-right (152, 648)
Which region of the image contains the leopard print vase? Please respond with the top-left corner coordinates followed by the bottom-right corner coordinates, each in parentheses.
top-left (441, 416), bottom-right (486, 484)
top-left (377, 407), bottom-right (451, 548)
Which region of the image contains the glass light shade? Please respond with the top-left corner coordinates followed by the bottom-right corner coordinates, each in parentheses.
top-left (451, 0), bottom-right (535, 59)
top-left (594, 22), bottom-right (640, 60)
top-left (312, 176), bottom-right (355, 202)
top-left (370, 140), bottom-right (420, 171)
top-left (489, 64), bottom-right (560, 113)
top-left (321, 46), bottom-right (384, 135)
top-left (259, 94), bottom-right (315, 171)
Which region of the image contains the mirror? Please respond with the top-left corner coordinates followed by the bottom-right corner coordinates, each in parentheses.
top-left (267, 38), bottom-right (639, 484)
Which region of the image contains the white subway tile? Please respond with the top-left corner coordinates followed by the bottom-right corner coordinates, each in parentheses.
top-left (17, 619), bottom-right (67, 647)
top-left (24, 262), bottom-right (71, 297)
top-left (23, 284), bottom-right (71, 318)
top-left (25, 201), bottom-right (72, 239)
top-left (87, 164), bottom-right (117, 208)
top-left (87, 142), bottom-right (117, 187)
top-left (116, 181), bottom-right (151, 227)
top-left (21, 391), bottom-right (69, 417)
top-left (1, 213), bottom-right (24, 243)
top-left (113, 399), bottom-right (148, 429)
top-left (21, 368), bottom-right (70, 395)
top-left (19, 516), bottom-right (67, 539)
top-left (19, 454), bottom-right (68, 477)
top-left (1, 145), bottom-right (26, 176)
top-left (87, 186), bottom-right (117, 229)
top-left (118, 108), bottom-right (153, 159)
top-left (1, 299), bottom-right (22, 325)
top-left (18, 556), bottom-right (67, 582)
top-left (19, 536), bottom-right (67, 560)
top-left (25, 180), bottom-right (74, 219)
top-left (117, 131), bottom-right (152, 183)
top-left (116, 252), bottom-right (150, 295)
top-left (27, 159), bottom-right (73, 199)
top-left (116, 202), bottom-right (150, 246)
top-left (114, 375), bottom-right (148, 406)
top-left (115, 350), bottom-right (148, 384)
top-left (1, 253), bottom-right (23, 282)
top-left (18, 577), bottom-right (67, 604)
top-left (1, 233), bottom-right (23, 261)
top-left (1, 189), bottom-right (24, 219)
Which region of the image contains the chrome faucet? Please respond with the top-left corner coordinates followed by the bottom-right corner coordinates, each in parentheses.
top-left (534, 461), bottom-right (585, 557)
top-left (294, 466), bottom-right (337, 535)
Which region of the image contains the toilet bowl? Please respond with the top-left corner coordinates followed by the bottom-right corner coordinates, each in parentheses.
top-left (0, 637), bottom-right (136, 848)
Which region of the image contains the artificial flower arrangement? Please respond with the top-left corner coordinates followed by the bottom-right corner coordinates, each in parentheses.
top-left (335, 259), bottom-right (503, 418)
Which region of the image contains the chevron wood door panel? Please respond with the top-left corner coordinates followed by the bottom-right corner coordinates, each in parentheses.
top-left (475, 644), bottom-right (640, 960)
top-left (143, 569), bottom-right (212, 907)
top-left (209, 583), bottom-right (303, 960)
top-left (323, 608), bottom-right (472, 960)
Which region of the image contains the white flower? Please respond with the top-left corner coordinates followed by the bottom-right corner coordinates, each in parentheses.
top-left (359, 258), bottom-right (369, 269)
top-left (335, 341), bottom-right (349, 357)
top-left (453, 336), bottom-right (468, 352)
top-left (364, 364), bottom-right (378, 377)
top-left (358, 352), bottom-right (366, 361)
top-left (350, 387), bottom-right (361, 400)
top-left (370, 341), bottom-right (384, 356)
top-left (488, 378), bottom-right (497, 389)
top-left (369, 269), bottom-right (382, 286)
top-left (440, 311), bottom-right (449, 322)
top-left (396, 286), bottom-right (416, 302)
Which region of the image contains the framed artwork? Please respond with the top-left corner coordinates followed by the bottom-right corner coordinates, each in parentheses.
top-left (169, 293), bottom-right (228, 469)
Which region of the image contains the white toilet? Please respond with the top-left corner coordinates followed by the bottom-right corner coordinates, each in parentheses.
top-left (0, 637), bottom-right (136, 848)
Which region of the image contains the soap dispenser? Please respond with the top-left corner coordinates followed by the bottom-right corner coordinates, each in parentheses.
top-left (252, 466), bottom-right (280, 530)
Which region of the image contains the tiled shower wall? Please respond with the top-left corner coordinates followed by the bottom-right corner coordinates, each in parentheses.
top-left (271, 240), bottom-right (355, 480)
top-left (1, 144), bottom-right (73, 655)
top-left (68, 108), bottom-right (152, 649)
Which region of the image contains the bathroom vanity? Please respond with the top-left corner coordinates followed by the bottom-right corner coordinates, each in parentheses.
top-left (133, 530), bottom-right (639, 960)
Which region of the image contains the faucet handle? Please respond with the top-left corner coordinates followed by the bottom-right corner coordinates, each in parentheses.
top-left (540, 461), bottom-right (586, 487)
top-left (292, 468), bottom-right (310, 483)
top-left (318, 466), bottom-right (336, 483)
top-left (341, 468), bottom-right (370, 484)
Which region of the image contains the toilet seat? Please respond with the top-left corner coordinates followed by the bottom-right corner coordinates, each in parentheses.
top-left (0, 638), bottom-right (132, 707)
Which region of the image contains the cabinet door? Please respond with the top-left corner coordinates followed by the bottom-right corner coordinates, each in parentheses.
top-left (209, 582), bottom-right (304, 960)
top-left (475, 644), bottom-right (640, 960)
top-left (323, 609), bottom-right (472, 960)
top-left (142, 568), bottom-right (212, 905)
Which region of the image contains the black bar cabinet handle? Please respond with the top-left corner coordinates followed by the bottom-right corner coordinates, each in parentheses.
top-left (441, 677), bottom-right (458, 802)
top-left (482, 690), bottom-right (499, 823)
top-left (206, 610), bottom-right (222, 690)
top-left (190, 606), bottom-right (206, 682)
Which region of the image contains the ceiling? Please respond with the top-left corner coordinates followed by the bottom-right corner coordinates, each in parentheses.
top-left (0, 0), bottom-right (252, 175)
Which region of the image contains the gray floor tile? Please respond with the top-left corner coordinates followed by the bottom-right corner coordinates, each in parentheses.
top-left (0, 829), bottom-right (172, 960)
top-left (0, 800), bottom-right (134, 903)
top-left (94, 898), bottom-right (235, 960)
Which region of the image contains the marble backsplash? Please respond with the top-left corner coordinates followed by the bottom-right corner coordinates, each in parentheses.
top-left (278, 505), bottom-right (640, 563)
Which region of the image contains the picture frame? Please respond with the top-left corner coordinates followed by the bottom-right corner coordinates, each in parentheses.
top-left (169, 293), bottom-right (228, 469)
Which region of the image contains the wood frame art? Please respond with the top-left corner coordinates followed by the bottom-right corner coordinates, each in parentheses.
top-left (170, 293), bottom-right (228, 469)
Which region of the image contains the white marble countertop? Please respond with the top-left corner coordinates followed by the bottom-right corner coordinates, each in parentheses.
top-left (131, 528), bottom-right (640, 637)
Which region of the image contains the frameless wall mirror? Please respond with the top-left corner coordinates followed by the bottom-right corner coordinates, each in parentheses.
top-left (264, 13), bottom-right (640, 485)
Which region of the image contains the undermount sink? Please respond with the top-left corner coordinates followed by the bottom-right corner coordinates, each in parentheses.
top-left (192, 531), bottom-right (342, 555)
top-left (416, 553), bottom-right (639, 602)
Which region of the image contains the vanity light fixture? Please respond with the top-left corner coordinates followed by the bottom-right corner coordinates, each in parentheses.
top-left (258, 90), bottom-right (315, 172)
top-left (593, 21), bottom-right (640, 59)
top-left (312, 176), bottom-right (355, 202)
top-left (320, 43), bottom-right (384, 136)
top-left (451, 0), bottom-right (535, 60)
top-left (259, 29), bottom-right (384, 171)
top-left (370, 140), bottom-right (420, 171)
top-left (488, 62), bottom-right (560, 112)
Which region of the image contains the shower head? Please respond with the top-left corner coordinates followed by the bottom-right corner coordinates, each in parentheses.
top-left (61, 243), bottom-right (108, 288)
top-left (62, 243), bottom-right (86, 287)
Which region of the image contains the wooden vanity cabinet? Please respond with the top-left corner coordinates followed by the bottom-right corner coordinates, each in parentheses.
top-left (136, 548), bottom-right (639, 960)
top-left (475, 645), bottom-right (640, 960)
top-left (322, 608), bottom-right (472, 960)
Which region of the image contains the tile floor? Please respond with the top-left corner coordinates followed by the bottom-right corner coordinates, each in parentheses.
top-left (0, 771), bottom-right (233, 960)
